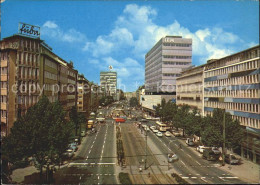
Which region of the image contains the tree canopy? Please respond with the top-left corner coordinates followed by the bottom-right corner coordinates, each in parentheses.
top-left (2, 96), bottom-right (74, 182)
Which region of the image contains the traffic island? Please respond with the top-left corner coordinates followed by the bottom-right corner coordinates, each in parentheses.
top-left (116, 126), bottom-right (126, 167)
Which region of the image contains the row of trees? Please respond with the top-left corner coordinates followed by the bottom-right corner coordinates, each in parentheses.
top-left (155, 99), bottom-right (244, 150)
top-left (99, 95), bottom-right (114, 106)
top-left (2, 96), bottom-right (86, 183)
top-left (129, 97), bottom-right (138, 107)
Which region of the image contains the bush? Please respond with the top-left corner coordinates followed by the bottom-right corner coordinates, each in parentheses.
top-left (119, 172), bottom-right (132, 184)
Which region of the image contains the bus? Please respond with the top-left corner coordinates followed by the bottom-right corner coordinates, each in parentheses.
top-left (115, 117), bottom-right (126, 123)
top-left (156, 121), bottom-right (170, 132)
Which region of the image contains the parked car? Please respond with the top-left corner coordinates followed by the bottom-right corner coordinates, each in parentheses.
top-left (69, 142), bottom-right (78, 152)
top-left (212, 147), bottom-right (221, 155)
top-left (197, 146), bottom-right (210, 153)
top-left (156, 132), bottom-right (163, 137)
top-left (165, 131), bottom-right (172, 137)
top-left (186, 138), bottom-right (195, 146)
top-left (63, 149), bottom-right (74, 158)
top-left (203, 148), bottom-right (220, 161)
top-left (225, 154), bottom-right (239, 164)
top-left (81, 131), bottom-right (86, 137)
top-left (153, 129), bottom-right (159, 133)
top-left (172, 131), bottom-right (181, 137)
top-left (150, 126), bottom-right (156, 130)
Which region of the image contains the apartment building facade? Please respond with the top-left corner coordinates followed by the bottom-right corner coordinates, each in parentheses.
top-left (0, 34), bottom-right (79, 137)
top-left (204, 45), bottom-right (260, 164)
top-left (176, 64), bottom-right (205, 114)
top-left (176, 45), bottom-right (260, 164)
top-left (100, 71), bottom-right (117, 99)
top-left (145, 36), bottom-right (192, 94)
top-left (77, 74), bottom-right (91, 118)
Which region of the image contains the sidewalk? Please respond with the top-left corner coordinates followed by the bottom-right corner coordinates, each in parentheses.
top-left (10, 135), bottom-right (88, 184)
top-left (218, 153), bottom-right (260, 184)
top-left (177, 137), bottom-right (260, 184)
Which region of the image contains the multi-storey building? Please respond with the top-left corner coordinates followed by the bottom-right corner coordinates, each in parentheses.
top-left (176, 64), bottom-right (205, 114)
top-left (66, 61), bottom-right (78, 112)
top-left (145, 36), bottom-right (192, 94)
top-left (77, 74), bottom-right (91, 118)
top-left (0, 34), bottom-right (79, 136)
top-left (204, 45), bottom-right (260, 164)
top-left (176, 45), bottom-right (260, 164)
top-left (1, 35), bottom-right (42, 136)
top-left (100, 71), bottom-right (117, 99)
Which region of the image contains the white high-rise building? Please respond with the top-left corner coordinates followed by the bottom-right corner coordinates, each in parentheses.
top-left (100, 71), bottom-right (117, 98)
top-left (145, 36), bottom-right (192, 94)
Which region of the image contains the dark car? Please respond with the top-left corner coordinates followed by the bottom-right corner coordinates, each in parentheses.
top-left (203, 148), bottom-right (220, 161)
top-left (225, 154), bottom-right (240, 164)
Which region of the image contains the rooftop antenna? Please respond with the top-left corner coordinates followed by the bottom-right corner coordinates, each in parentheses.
top-left (109, 65), bottom-right (113, 71)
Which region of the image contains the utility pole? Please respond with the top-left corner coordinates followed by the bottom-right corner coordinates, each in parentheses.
top-left (222, 109), bottom-right (226, 166)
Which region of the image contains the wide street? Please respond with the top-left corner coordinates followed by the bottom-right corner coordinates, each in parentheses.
top-left (52, 101), bottom-right (249, 184)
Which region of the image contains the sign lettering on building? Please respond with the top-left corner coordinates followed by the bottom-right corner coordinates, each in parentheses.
top-left (164, 38), bottom-right (175, 43)
top-left (8, 42), bottom-right (19, 49)
top-left (18, 22), bottom-right (40, 38)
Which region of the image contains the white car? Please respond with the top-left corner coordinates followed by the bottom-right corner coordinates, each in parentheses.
top-left (197, 146), bottom-right (210, 153)
top-left (150, 126), bottom-right (156, 130)
top-left (165, 131), bottom-right (172, 137)
top-left (156, 132), bottom-right (163, 137)
top-left (153, 129), bottom-right (159, 133)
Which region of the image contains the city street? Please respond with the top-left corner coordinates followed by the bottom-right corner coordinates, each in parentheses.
top-left (54, 118), bottom-right (118, 184)
top-left (53, 103), bottom-right (248, 184)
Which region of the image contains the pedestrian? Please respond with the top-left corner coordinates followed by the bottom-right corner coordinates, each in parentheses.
top-left (179, 143), bottom-right (182, 149)
top-left (148, 172), bottom-right (150, 178)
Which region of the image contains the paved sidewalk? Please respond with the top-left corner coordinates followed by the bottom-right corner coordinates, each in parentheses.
top-left (218, 154), bottom-right (260, 184)
top-left (177, 136), bottom-right (260, 184)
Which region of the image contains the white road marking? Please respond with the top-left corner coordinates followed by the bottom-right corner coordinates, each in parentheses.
top-left (191, 177), bottom-right (197, 179)
top-left (196, 161), bottom-right (201, 165)
top-left (187, 154), bottom-right (192, 158)
top-left (181, 161), bottom-right (186, 166)
top-left (201, 177), bottom-right (208, 183)
top-left (182, 177), bottom-right (189, 179)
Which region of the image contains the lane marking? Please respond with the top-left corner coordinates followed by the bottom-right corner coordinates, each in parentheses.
top-left (182, 177), bottom-right (189, 179)
top-left (181, 161), bottom-right (186, 166)
top-left (191, 177), bottom-right (197, 179)
top-left (201, 177), bottom-right (208, 183)
top-left (196, 161), bottom-right (201, 165)
top-left (187, 154), bottom-right (192, 158)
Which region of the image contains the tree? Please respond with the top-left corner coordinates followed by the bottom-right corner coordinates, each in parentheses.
top-left (69, 106), bottom-right (79, 136)
top-left (2, 96), bottom-right (73, 183)
top-left (201, 108), bottom-right (243, 149)
top-left (174, 104), bottom-right (191, 136)
top-left (129, 97), bottom-right (138, 107)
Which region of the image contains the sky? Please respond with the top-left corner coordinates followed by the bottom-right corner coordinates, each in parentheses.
top-left (1, 0), bottom-right (259, 92)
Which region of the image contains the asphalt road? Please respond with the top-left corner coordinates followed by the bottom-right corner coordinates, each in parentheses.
top-left (55, 114), bottom-right (118, 184)
top-left (142, 120), bottom-right (247, 184)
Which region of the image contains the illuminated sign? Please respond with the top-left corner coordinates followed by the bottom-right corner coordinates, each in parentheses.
top-left (18, 22), bottom-right (40, 38)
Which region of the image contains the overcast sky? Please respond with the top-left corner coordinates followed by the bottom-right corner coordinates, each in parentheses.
top-left (2, 0), bottom-right (259, 92)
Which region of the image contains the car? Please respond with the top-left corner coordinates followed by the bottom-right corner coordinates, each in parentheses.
top-left (69, 142), bottom-right (78, 152)
top-left (81, 131), bottom-right (86, 137)
top-left (212, 147), bottom-right (221, 155)
top-left (172, 131), bottom-right (181, 137)
top-left (153, 129), bottom-right (159, 133)
top-left (203, 148), bottom-right (221, 161)
top-left (150, 126), bottom-right (156, 130)
top-left (168, 153), bottom-right (179, 163)
top-left (225, 154), bottom-right (240, 164)
top-left (156, 132), bottom-right (163, 137)
top-left (165, 131), bottom-right (172, 137)
top-left (64, 149), bottom-right (74, 158)
top-left (186, 138), bottom-right (195, 146)
top-left (197, 146), bottom-right (211, 153)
